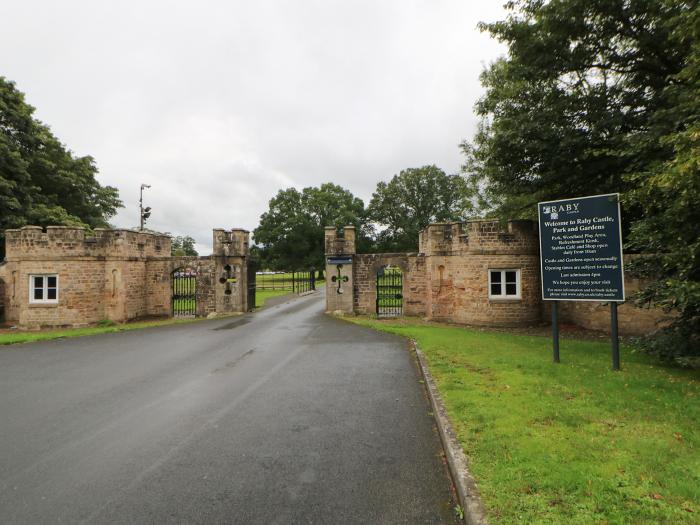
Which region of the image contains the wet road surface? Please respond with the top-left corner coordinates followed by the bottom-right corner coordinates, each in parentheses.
top-left (0, 292), bottom-right (457, 523)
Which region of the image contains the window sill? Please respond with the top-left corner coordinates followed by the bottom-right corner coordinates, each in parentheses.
top-left (488, 297), bottom-right (522, 303)
top-left (28, 302), bottom-right (59, 308)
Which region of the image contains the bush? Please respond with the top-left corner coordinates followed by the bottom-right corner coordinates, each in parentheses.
top-left (633, 321), bottom-right (700, 369)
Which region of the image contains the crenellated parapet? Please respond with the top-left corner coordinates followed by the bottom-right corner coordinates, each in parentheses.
top-left (419, 220), bottom-right (539, 256)
top-left (3, 226), bottom-right (171, 261)
top-left (212, 229), bottom-right (249, 257)
top-left (324, 226), bottom-right (356, 256)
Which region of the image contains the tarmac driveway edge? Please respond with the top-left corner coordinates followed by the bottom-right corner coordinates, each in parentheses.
top-left (412, 340), bottom-right (489, 525)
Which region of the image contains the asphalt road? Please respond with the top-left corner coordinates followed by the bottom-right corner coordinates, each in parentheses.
top-left (0, 292), bottom-right (458, 524)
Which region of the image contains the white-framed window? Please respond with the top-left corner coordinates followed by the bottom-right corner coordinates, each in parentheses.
top-left (488, 269), bottom-right (520, 299)
top-left (29, 274), bottom-right (59, 304)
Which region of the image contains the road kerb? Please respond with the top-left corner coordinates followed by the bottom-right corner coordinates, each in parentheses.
top-left (412, 340), bottom-right (489, 525)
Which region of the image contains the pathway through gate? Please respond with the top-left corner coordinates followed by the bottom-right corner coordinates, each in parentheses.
top-left (248, 269), bottom-right (316, 310)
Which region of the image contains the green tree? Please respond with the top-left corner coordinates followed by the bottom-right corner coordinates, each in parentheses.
top-left (466, 0), bottom-right (699, 363)
top-left (367, 165), bottom-right (472, 252)
top-left (0, 77), bottom-right (121, 256)
top-left (171, 235), bottom-right (198, 256)
top-left (253, 183), bottom-right (367, 273)
top-left (463, 0), bottom-right (693, 226)
top-left (625, 5), bottom-right (700, 365)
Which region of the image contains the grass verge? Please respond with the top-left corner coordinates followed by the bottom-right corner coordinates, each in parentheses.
top-left (346, 316), bottom-right (699, 524)
top-left (0, 317), bottom-right (205, 346)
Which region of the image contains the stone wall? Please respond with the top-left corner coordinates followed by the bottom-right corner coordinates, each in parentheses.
top-left (554, 256), bottom-right (672, 336)
top-left (0, 226), bottom-right (250, 329)
top-left (420, 221), bottom-right (542, 327)
top-left (426, 254), bottom-right (542, 327)
top-left (353, 253), bottom-right (427, 316)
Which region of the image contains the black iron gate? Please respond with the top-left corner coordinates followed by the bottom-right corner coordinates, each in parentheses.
top-left (172, 268), bottom-right (197, 317)
top-left (376, 266), bottom-right (403, 317)
top-left (293, 270), bottom-right (316, 294)
top-left (246, 260), bottom-right (258, 311)
top-left (254, 270), bottom-right (316, 293)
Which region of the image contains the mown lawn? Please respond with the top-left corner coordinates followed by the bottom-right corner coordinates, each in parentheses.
top-left (347, 317), bottom-right (699, 524)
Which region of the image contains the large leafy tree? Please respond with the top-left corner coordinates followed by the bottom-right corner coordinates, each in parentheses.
top-left (465, 0), bottom-right (699, 363)
top-left (367, 165), bottom-right (472, 252)
top-left (171, 235), bottom-right (198, 256)
top-left (625, 5), bottom-right (700, 365)
top-left (0, 77), bottom-right (121, 256)
top-left (463, 0), bottom-right (694, 226)
top-left (253, 183), bottom-right (367, 272)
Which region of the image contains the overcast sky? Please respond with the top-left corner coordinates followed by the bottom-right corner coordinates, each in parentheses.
top-left (1, 1), bottom-right (507, 253)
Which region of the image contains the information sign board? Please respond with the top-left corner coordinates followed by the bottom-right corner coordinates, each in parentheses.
top-left (538, 194), bottom-right (624, 301)
top-left (327, 256), bottom-right (353, 265)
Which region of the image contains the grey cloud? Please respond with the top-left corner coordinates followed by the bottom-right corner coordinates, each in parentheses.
top-left (1, 0), bottom-right (506, 253)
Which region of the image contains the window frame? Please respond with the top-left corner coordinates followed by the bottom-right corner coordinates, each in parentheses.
top-left (29, 274), bottom-right (59, 304)
top-left (488, 269), bottom-right (521, 300)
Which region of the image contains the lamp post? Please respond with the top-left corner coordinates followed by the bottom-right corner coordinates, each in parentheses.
top-left (139, 183), bottom-right (151, 231)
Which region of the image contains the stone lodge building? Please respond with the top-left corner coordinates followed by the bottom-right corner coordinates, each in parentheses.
top-left (325, 220), bottom-right (666, 336)
top-left (0, 226), bottom-right (252, 329)
top-left (0, 220), bottom-right (665, 335)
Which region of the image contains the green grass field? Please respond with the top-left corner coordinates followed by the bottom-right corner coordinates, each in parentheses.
top-left (347, 317), bottom-right (699, 524)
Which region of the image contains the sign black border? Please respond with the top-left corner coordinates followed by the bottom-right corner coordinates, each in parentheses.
top-left (538, 193), bottom-right (625, 302)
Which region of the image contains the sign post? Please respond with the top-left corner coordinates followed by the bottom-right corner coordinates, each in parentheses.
top-left (538, 194), bottom-right (625, 370)
top-left (552, 300), bottom-right (560, 363)
top-left (611, 302), bottom-right (620, 370)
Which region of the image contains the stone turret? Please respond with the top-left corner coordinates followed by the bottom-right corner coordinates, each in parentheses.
top-left (324, 226), bottom-right (356, 314)
top-left (213, 228), bottom-right (249, 257)
top-left (324, 226), bottom-right (356, 256)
